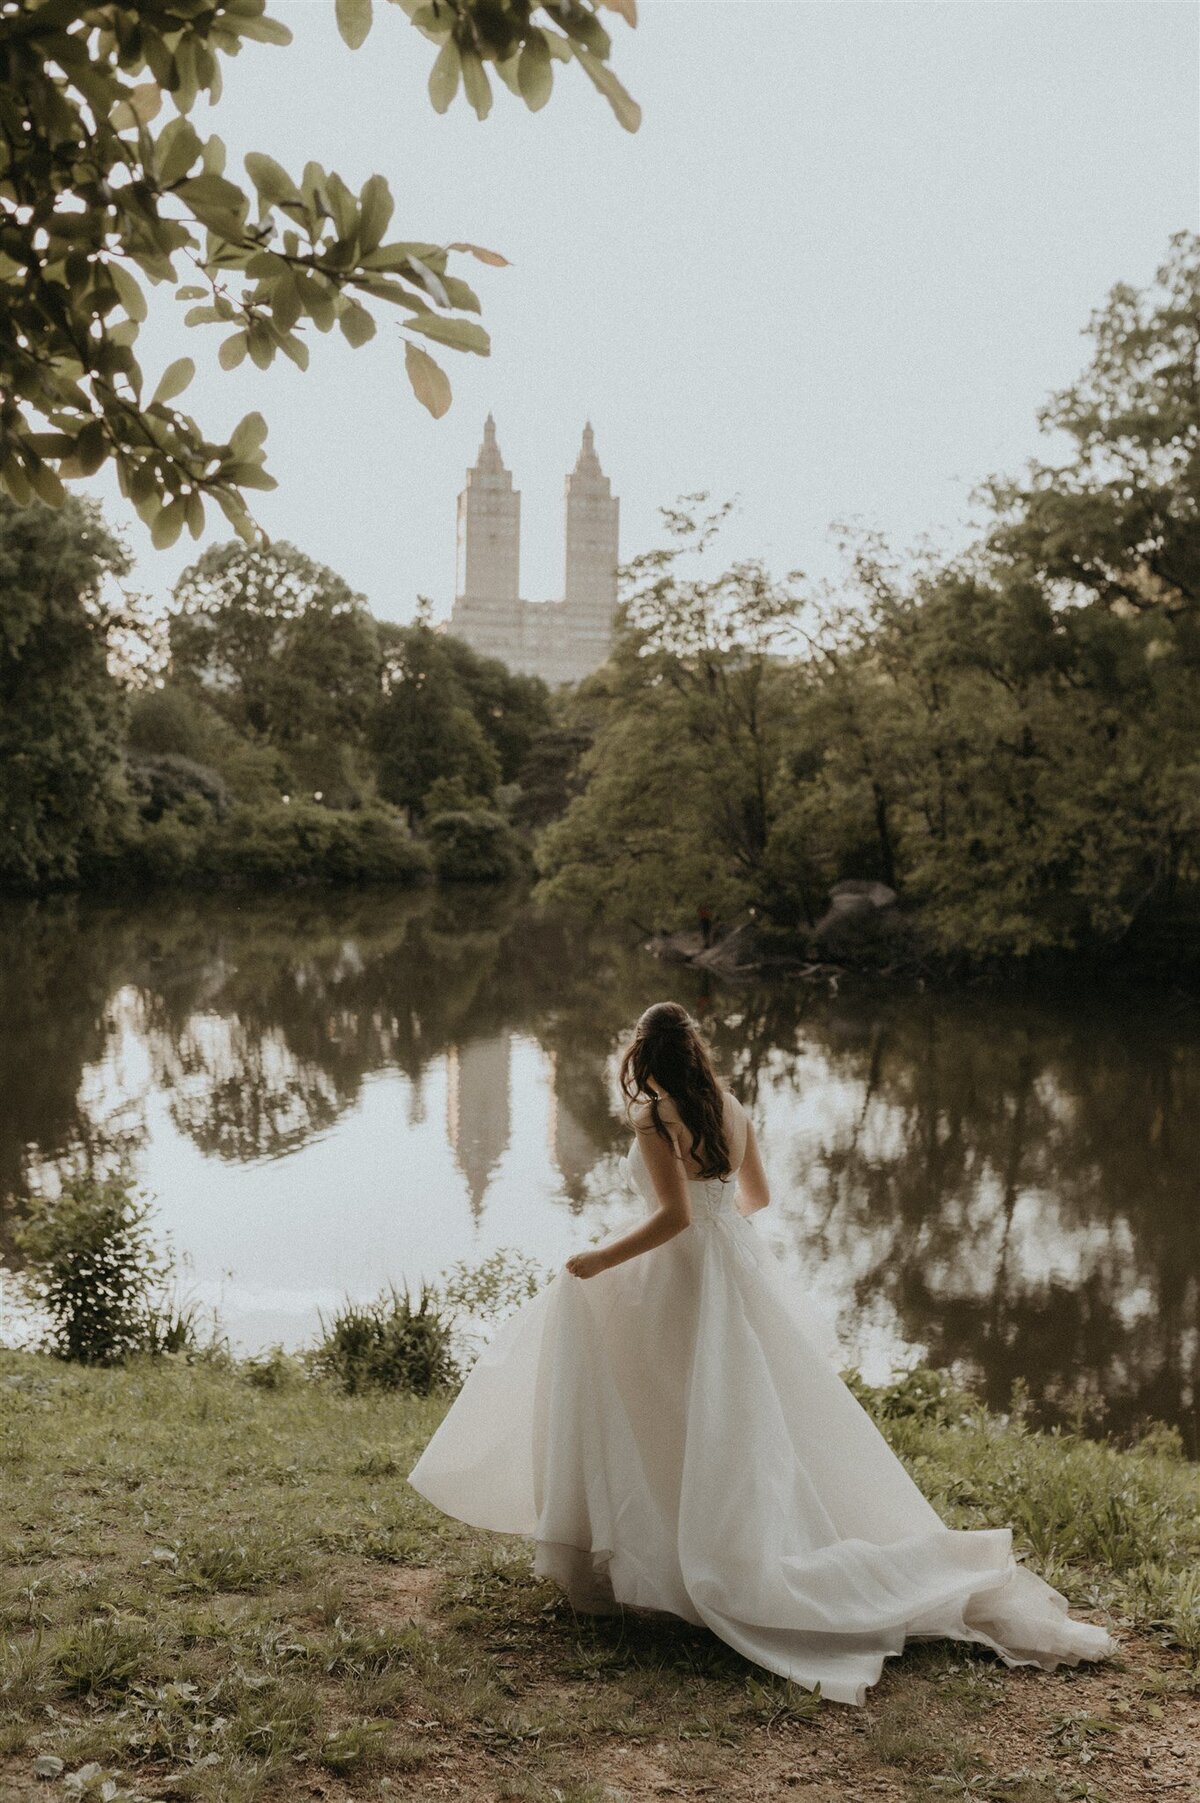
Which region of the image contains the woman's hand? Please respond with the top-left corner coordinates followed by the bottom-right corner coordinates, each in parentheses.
top-left (565, 1248), bottom-right (609, 1280)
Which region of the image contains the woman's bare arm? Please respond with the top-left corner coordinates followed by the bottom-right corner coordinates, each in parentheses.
top-left (735, 1113), bottom-right (770, 1216)
top-left (566, 1106), bottom-right (691, 1279)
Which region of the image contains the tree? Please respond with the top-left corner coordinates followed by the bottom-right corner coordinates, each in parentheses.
top-left (0, 0), bottom-right (641, 543)
top-left (0, 493), bottom-right (131, 887)
top-left (169, 539), bottom-right (381, 804)
top-left (535, 498), bottom-right (805, 925)
top-left (983, 230), bottom-right (1200, 620)
top-left (372, 613), bottom-right (501, 815)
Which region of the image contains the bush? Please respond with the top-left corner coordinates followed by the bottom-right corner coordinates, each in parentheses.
top-left (425, 808), bottom-right (524, 883)
top-left (11, 1180), bottom-right (192, 1365)
top-left (127, 752), bottom-right (229, 824)
top-left (312, 1283), bottom-right (459, 1396)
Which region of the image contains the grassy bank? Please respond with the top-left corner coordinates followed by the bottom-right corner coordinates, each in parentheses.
top-left (1, 1351), bottom-right (1197, 1803)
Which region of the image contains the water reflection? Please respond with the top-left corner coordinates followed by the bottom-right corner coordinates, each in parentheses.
top-left (0, 888), bottom-right (1195, 1451)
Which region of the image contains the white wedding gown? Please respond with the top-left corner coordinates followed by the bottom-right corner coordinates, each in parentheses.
top-left (407, 1136), bottom-right (1116, 1705)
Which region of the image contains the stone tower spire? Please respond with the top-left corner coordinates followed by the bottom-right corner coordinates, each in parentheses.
top-left (456, 412), bottom-right (520, 604)
top-left (564, 421), bottom-right (619, 639)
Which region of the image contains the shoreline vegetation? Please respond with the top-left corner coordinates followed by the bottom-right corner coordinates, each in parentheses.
top-left (3, 1115), bottom-right (1197, 1801)
top-left (3, 238), bottom-right (1200, 985)
top-left (2, 1343), bottom-right (1197, 1803)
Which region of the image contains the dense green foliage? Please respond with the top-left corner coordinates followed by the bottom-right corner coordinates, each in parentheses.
top-left (311, 1283), bottom-right (461, 1396)
top-left (0, 496), bottom-right (131, 887)
top-left (1, 235), bottom-right (1197, 962)
top-left (11, 1179), bottom-right (192, 1363)
top-left (539, 234), bottom-right (1200, 964)
top-left (0, 0), bottom-right (639, 541)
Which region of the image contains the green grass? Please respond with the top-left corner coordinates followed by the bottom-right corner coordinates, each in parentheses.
top-left (1, 1349), bottom-right (1196, 1801)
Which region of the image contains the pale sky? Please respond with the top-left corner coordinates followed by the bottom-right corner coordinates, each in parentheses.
top-left (85, 0), bottom-right (1199, 625)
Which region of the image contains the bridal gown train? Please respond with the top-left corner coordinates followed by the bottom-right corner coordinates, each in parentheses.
top-left (407, 1136), bottom-right (1116, 1705)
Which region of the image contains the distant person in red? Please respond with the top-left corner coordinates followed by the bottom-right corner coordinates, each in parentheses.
top-left (698, 904), bottom-right (713, 949)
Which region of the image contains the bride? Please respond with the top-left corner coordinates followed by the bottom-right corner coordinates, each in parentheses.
top-left (408, 1001), bottom-right (1116, 1705)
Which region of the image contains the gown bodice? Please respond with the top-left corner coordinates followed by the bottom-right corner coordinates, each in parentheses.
top-left (624, 1135), bottom-right (742, 1222)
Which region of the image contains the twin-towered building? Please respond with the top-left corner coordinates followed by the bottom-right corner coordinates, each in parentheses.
top-left (447, 415), bottom-right (620, 686)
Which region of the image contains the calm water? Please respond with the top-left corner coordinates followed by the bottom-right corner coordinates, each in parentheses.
top-left (1, 887), bottom-right (1196, 1450)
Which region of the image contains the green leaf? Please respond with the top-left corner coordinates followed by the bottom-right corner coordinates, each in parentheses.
top-left (518, 31), bottom-right (552, 110)
top-left (573, 46), bottom-right (641, 133)
top-left (219, 333), bottom-right (249, 370)
top-left (229, 411), bottom-right (269, 459)
top-left (359, 174), bottom-right (394, 255)
top-left (335, 0), bottom-right (373, 49)
top-left (428, 38), bottom-right (461, 113)
top-left (404, 340), bottom-right (452, 418)
top-left (72, 419), bottom-right (107, 478)
top-left (405, 312), bottom-right (489, 355)
top-left (28, 460), bottom-right (66, 507)
top-left (150, 357), bottom-right (195, 407)
top-left (460, 47), bottom-right (492, 120)
top-left (151, 497), bottom-right (186, 549)
top-left (158, 116), bottom-right (203, 187)
top-left (243, 152), bottom-right (300, 210)
top-left (110, 261), bottom-right (147, 323)
top-left (339, 300), bottom-right (376, 348)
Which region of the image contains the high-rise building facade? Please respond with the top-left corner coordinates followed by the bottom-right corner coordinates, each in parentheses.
top-left (447, 416), bottom-right (619, 685)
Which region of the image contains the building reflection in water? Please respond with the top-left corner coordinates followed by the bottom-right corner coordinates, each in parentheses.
top-left (445, 1032), bottom-right (513, 1218)
top-left (0, 887), bottom-right (1196, 1452)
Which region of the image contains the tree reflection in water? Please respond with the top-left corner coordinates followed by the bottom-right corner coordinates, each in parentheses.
top-left (0, 888), bottom-right (1195, 1450)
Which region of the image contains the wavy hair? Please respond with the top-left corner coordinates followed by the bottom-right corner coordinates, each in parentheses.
top-left (618, 1001), bottom-right (731, 1180)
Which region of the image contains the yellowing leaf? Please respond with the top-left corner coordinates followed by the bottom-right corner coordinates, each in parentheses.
top-left (405, 341), bottom-right (452, 418)
top-left (447, 241), bottom-right (510, 269)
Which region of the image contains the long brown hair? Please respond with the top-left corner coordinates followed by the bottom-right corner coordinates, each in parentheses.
top-left (618, 1001), bottom-right (731, 1180)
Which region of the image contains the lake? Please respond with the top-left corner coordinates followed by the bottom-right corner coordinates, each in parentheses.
top-left (1, 886), bottom-right (1196, 1451)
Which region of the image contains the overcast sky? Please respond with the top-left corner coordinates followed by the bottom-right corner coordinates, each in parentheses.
top-left (85, 0), bottom-right (1199, 624)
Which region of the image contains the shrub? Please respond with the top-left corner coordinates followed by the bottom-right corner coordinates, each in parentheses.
top-left (127, 751), bottom-right (228, 823)
top-left (425, 808), bottom-right (524, 883)
top-left (11, 1179), bottom-right (192, 1365)
top-left (312, 1283), bottom-right (459, 1396)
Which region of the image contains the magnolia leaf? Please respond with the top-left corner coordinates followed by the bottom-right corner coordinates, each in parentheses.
top-left (408, 254), bottom-right (449, 309)
top-left (518, 32), bottom-right (552, 110)
top-left (279, 332), bottom-right (310, 370)
top-left (359, 174), bottom-right (394, 254)
top-left (405, 312), bottom-right (489, 355)
top-left (335, 0), bottom-right (373, 49)
top-left (460, 47), bottom-right (492, 120)
top-left (151, 357), bottom-right (195, 407)
top-left (235, 14), bottom-right (292, 46)
top-left (109, 262), bottom-right (147, 324)
top-left (339, 299), bottom-right (376, 348)
top-left (158, 115), bottom-right (203, 186)
top-left (599, 0), bottom-right (638, 21)
top-left (244, 152), bottom-right (300, 209)
top-left (151, 498), bottom-right (186, 549)
top-left (72, 420), bottom-right (107, 478)
top-left (110, 82), bottom-right (161, 132)
top-left (447, 241), bottom-right (510, 268)
top-left (573, 46), bottom-right (641, 133)
top-left (219, 333), bottom-right (249, 370)
top-left (405, 340), bottom-right (452, 418)
top-left (28, 461), bottom-right (66, 506)
top-left (229, 411), bottom-right (269, 459)
top-left (428, 37), bottom-right (460, 114)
